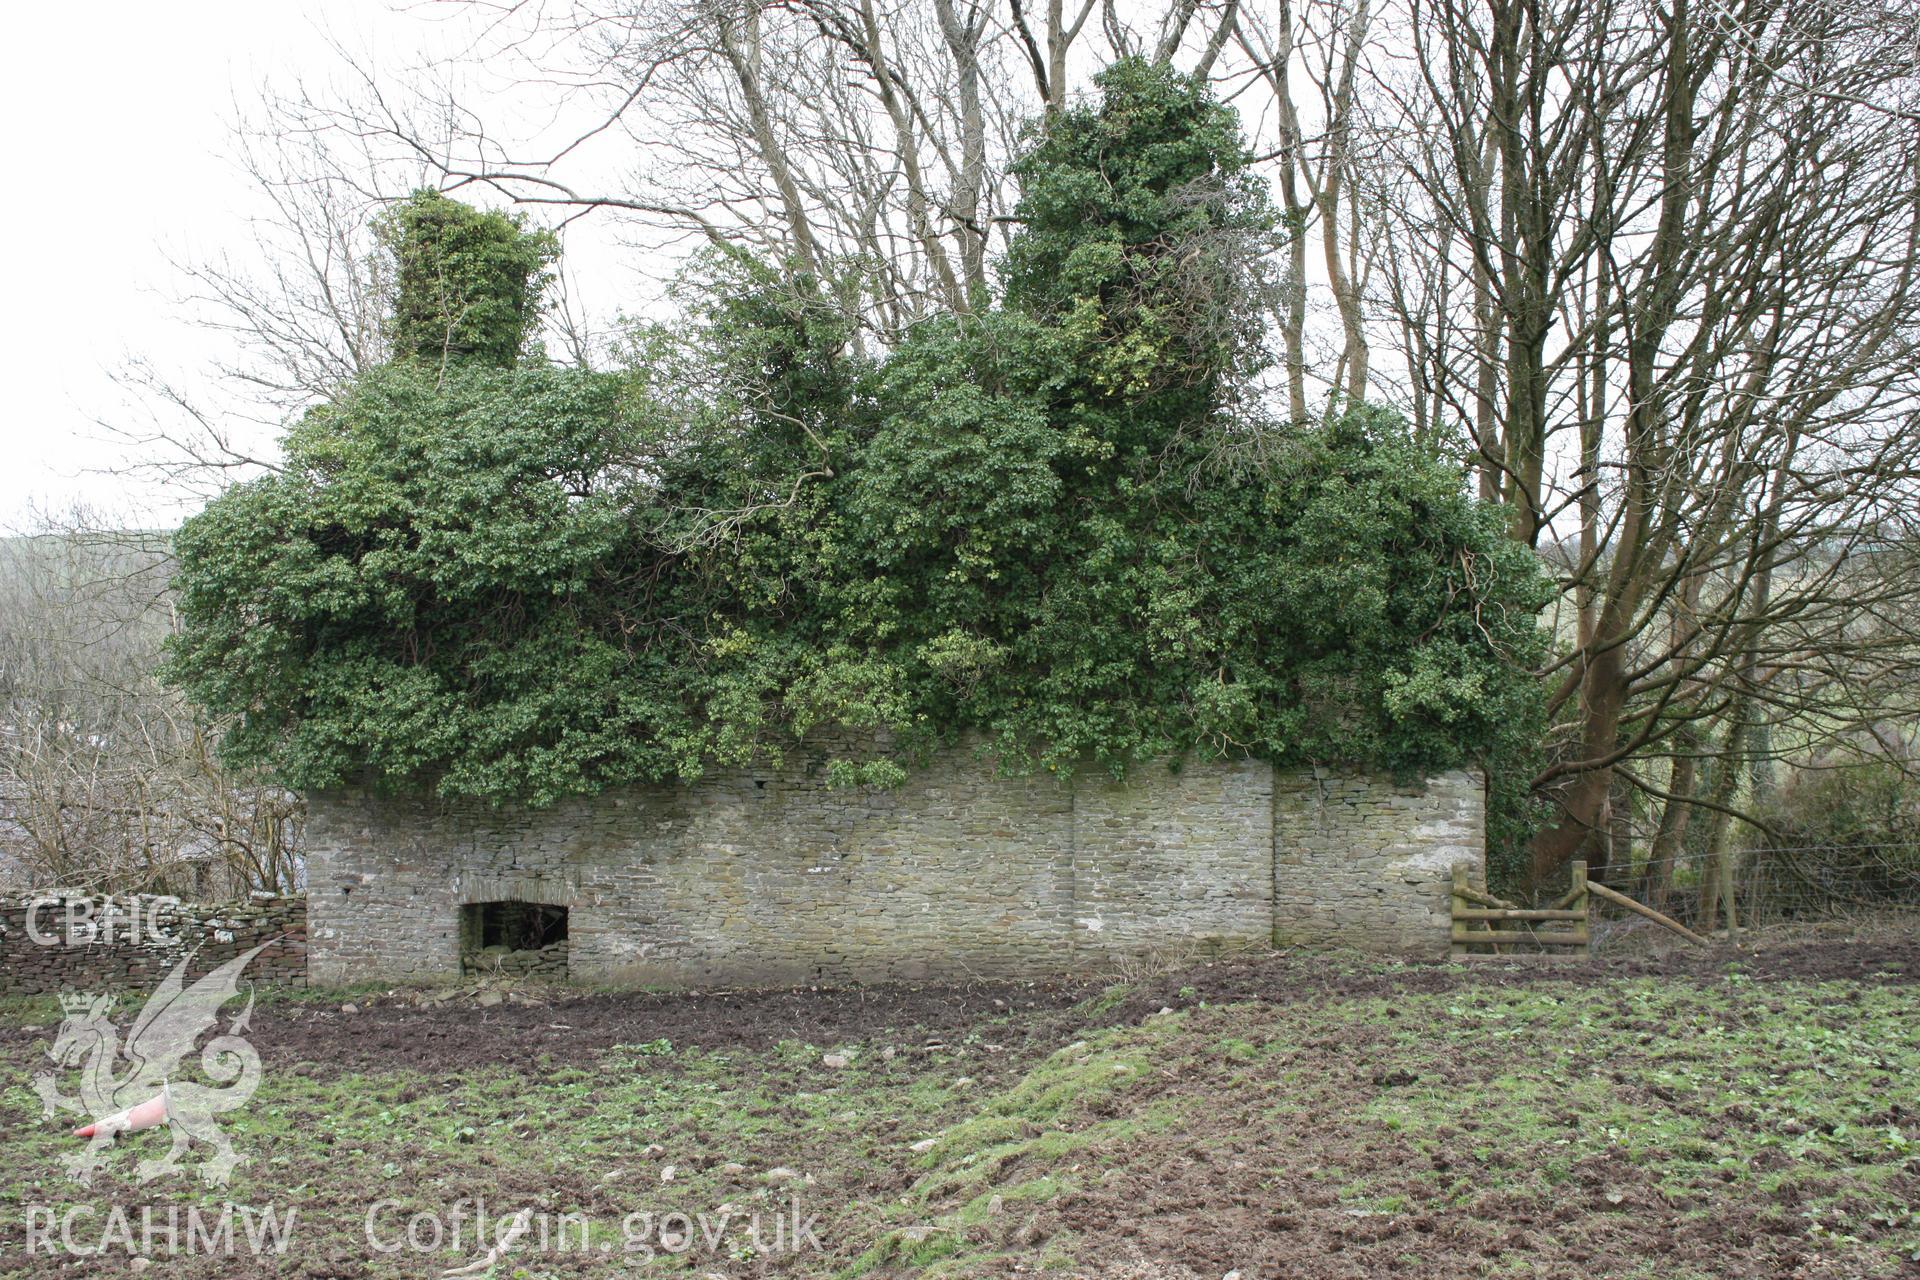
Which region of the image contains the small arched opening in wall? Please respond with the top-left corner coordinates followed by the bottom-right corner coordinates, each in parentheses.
top-left (459, 900), bottom-right (569, 980)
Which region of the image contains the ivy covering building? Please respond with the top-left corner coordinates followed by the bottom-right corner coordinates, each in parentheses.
top-left (164, 62), bottom-right (1551, 865)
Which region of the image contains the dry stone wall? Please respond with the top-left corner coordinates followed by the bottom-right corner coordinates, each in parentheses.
top-left (0, 894), bottom-right (307, 995)
top-left (305, 737), bottom-right (1484, 988)
top-left (464, 939), bottom-right (569, 979)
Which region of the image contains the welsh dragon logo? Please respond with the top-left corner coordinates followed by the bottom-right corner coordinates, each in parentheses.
top-left (32, 942), bottom-right (269, 1187)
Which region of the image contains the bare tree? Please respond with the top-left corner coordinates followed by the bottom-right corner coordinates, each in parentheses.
top-left (1369, 0), bottom-right (1920, 884)
top-left (98, 93), bottom-right (435, 508)
top-left (1233, 0), bottom-right (1383, 418)
top-left (0, 512), bottom-right (301, 897)
top-left (300, 0), bottom-right (1241, 345)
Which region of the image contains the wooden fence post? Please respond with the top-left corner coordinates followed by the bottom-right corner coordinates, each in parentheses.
top-left (1451, 864), bottom-right (1470, 959)
top-left (1570, 860), bottom-right (1590, 957)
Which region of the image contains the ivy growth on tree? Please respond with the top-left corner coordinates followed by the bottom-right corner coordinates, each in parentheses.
top-left (165, 62), bottom-right (1551, 827)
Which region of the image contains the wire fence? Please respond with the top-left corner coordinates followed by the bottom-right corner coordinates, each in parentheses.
top-left (1593, 842), bottom-right (1920, 931)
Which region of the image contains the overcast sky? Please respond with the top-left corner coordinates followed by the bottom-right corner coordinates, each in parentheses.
top-left (0, 2), bottom-right (1329, 534)
top-left (0, 1), bottom-right (412, 530)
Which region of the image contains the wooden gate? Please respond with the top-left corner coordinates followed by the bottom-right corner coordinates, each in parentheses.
top-left (1450, 861), bottom-right (1591, 957)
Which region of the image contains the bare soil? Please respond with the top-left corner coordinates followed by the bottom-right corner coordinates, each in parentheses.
top-left (1, 937), bottom-right (1915, 1279)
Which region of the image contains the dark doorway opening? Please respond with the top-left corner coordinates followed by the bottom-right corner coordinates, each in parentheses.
top-left (460, 901), bottom-right (569, 978)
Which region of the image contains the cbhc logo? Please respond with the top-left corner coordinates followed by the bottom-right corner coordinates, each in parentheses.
top-left (25, 897), bottom-right (181, 946)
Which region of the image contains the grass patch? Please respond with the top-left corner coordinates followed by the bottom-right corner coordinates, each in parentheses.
top-left (1, 954), bottom-right (1917, 1276)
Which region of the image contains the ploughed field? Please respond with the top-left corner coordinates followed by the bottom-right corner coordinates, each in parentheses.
top-left (0, 937), bottom-right (1916, 1278)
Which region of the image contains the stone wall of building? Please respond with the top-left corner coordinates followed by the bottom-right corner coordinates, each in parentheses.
top-left (304, 740), bottom-right (1484, 987)
top-left (1270, 770), bottom-right (1486, 954)
top-left (0, 894), bottom-right (307, 995)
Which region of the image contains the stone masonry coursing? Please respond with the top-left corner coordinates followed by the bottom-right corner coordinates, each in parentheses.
top-left (0, 894), bottom-right (307, 995)
top-left (304, 736), bottom-right (1485, 988)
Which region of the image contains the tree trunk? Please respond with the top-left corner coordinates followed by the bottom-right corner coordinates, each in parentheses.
top-left (1697, 699), bottom-right (1750, 933)
top-left (1640, 741), bottom-right (1698, 914)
